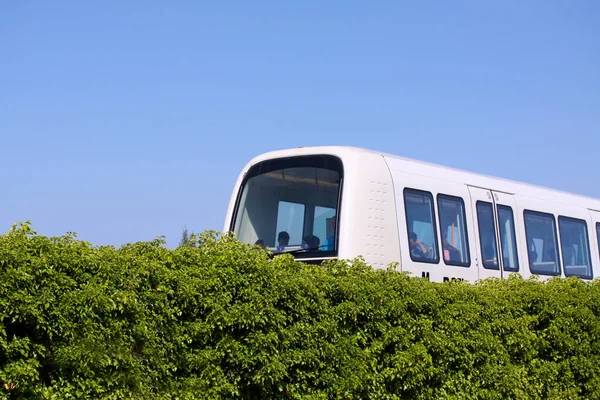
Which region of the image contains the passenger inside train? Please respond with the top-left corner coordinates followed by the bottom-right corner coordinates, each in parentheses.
top-left (442, 237), bottom-right (461, 262)
top-left (276, 231), bottom-right (290, 252)
top-left (409, 232), bottom-right (431, 259)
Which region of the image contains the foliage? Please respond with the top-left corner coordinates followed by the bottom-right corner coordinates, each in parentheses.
top-left (1, 222), bottom-right (600, 399)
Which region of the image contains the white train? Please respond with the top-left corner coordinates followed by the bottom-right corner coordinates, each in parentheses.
top-left (223, 146), bottom-right (600, 283)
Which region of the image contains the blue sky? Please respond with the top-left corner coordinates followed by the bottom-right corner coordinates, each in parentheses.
top-left (1, 1), bottom-right (599, 248)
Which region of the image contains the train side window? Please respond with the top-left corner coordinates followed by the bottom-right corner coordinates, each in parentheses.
top-left (558, 216), bottom-right (593, 279)
top-left (403, 188), bottom-right (439, 263)
top-left (524, 210), bottom-right (561, 276)
top-left (437, 194), bottom-right (470, 267)
top-left (497, 205), bottom-right (519, 272)
top-left (476, 202), bottom-right (499, 269)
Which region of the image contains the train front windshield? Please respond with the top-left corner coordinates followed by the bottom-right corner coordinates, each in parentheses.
top-left (231, 155), bottom-right (343, 257)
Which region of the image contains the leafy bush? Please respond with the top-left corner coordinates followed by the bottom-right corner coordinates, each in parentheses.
top-left (1, 222), bottom-right (600, 399)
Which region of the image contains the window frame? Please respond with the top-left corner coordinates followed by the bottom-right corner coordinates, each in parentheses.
top-left (476, 201), bottom-right (500, 270)
top-left (558, 215), bottom-right (593, 279)
top-left (436, 194), bottom-right (470, 267)
top-left (496, 204), bottom-right (519, 272)
top-left (523, 209), bottom-right (562, 277)
top-left (403, 188), bottom-right (440, 264)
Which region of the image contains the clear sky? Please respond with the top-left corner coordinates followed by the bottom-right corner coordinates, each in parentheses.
top-left (1, 1), bottom-right (599, 248)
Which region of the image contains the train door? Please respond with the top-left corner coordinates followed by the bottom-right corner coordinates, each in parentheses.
top-left (467, 186), bottom-right (521, 280)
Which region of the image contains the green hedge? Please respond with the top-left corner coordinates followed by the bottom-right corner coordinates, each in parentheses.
top-left (2, 222), bottom-right (600, 399)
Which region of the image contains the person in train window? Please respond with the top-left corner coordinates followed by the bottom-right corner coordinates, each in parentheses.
top-left (442, 237), bottom-right (461, 262)
top-left (409, 232), bottom-right (431, 259)
top-left (255, 239), bottom-right (267, 249)
top-left (277, 231), bottom-right (290, 252)
top-left (322, 219), bottom-right (337, 251)
top-left (302, 235), bottom-right (320, 250)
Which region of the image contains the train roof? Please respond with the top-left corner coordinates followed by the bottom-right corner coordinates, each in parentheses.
top-left (247, 145), bottom-right (600, 211)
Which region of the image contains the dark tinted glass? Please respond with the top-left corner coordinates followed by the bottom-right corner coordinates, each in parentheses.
top-left (476, 202), bottom-right (499, 269)
top-left (559, 216), bottom-right (592, 279)
top-left (437, 195), bottom-right (470, 267)
top-left (404, 189), bottom-right (439, 263)
top-left (497, 205), bottom-right (519, 272)
top-left (524, 210), bottom-right (561, 276)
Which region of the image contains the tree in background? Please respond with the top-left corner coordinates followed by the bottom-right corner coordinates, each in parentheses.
top-left (179, 226), bottom-right (196, 247)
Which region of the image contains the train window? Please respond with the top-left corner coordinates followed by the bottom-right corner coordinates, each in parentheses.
top-left (497, 205), bottom-right (519, 272)
top-left (437, 194), bottom-right (470, 267)
top-left (275, 201), bottom-right (306, 249)
top-left (404, 188), bottom-right (439, 263)
top-left (476, 202), bottom-right (499, 269)
top-left (558, 216), bottom-right (592, 279)
top-left (524, 210), bottom-right (561, 276)
top-left (231, 155), bottom-right (342, 257)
